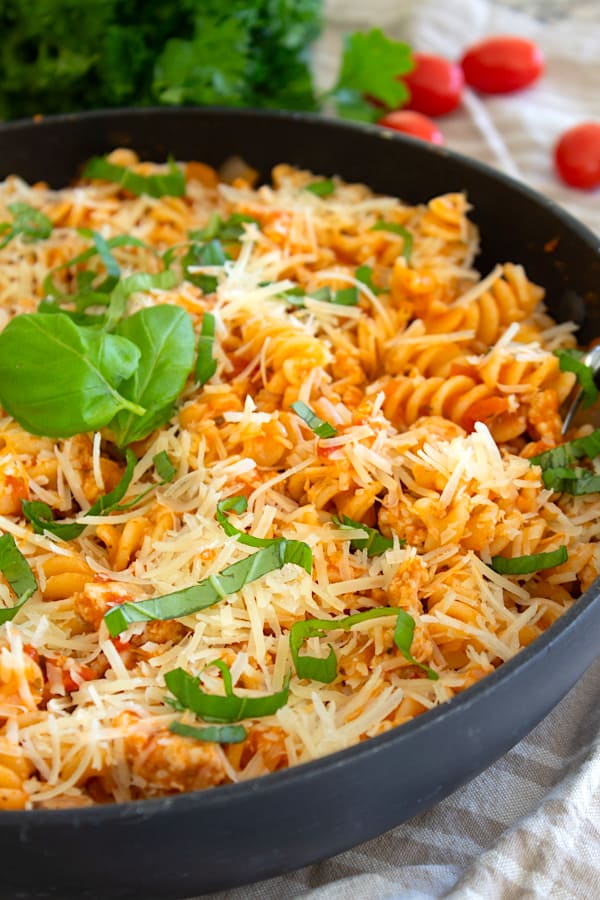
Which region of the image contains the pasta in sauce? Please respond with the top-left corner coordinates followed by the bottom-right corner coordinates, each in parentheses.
top-left (0, 150), bottom-right (597, 809)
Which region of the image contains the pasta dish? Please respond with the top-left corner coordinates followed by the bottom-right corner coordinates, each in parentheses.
top-left (0, 150), bottom-right (597, 809)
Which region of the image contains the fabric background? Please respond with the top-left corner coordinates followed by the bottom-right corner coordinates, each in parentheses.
top-left (195, 1), bottom-right (600, 897)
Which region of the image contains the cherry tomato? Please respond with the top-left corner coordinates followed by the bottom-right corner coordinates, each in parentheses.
top-left (554, 122), bottom-right (600, 190)
top-left (404, 53), bottom-right (464, 117)
top-left (460, 36), bottom-right (544, 94)
top-left (377, 110), bottom-right (444, 145)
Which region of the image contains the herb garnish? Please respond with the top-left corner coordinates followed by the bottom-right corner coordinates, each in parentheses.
top-left (290, 608), bottom-right (438, 683)
top-left (530, 429), bottom-right (600, 471)
top-left (189, 213), bottom-right (259, 243)
top-left (165, 660), bottom-right (290, 722)
top-left (490, 546), bottom-right (568, 575)
top-left (181, 239), bottom-right (230, 294)
top-left (195, 312), bottom-right (218, 385)
top-left (529, 429), bottom-right (600, 495)
top-left (291, 401), bottom-right (338, 438)
top-left (278, 285), bottom-right (359, 309)
top-left (43, 231), bottom-right (151, 306)
top-left (83, 156), bottom-right (185, 199)
top-left (0, 534), bottom-right (38, 623)
top-left (110, 304), bottom-right (195, 446)
top-left (304, 179), bottom-right (335, 197)
top-left (104, 539), bottom-right (312, 636)
top-left (23, 450), bottom-right (177, 538)
top-left (554, 349), bottom-right (599, 409)
top-left (332, 514), bottom-right (397, 557)
top-left (371, 221), bottom-right (413, 262)
top-left (0, 202), bottom-right (52, 250)
top-left (0, 313), bottom-right (144, 437)
top-left (216, 496), bottom-right (277, 548)
top-left (356, 265), bottom-right (384, 295)
top-left (169, 721), bottom-right (247, 743)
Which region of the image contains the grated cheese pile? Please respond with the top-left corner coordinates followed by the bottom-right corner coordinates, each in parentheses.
top-left (0, 150), bottom-right (598, 809)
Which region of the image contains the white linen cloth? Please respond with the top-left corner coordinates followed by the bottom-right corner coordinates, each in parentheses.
top-left (198, 2), bottom-right (600, 897)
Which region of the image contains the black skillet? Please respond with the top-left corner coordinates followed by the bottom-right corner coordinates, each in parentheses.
top-left (0, 108), bottom-right (599, 900)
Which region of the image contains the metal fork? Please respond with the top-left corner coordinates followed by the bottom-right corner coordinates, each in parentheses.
top-left (561, 343), bottom-right (600, 434)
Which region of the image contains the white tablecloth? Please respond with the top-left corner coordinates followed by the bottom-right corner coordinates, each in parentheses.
top-left (200, 2), bottom-right (600, 897)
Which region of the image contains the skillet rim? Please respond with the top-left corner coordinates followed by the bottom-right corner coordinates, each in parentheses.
top-left (0, 105), bottom-right (598, 826)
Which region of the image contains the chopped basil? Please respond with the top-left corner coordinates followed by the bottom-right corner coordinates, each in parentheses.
top-left (216, 496), bottom-right (276, 548)
top-left (0, 202), bottom-right (52, 250)
top-left (169, 721), bottom-right (247, 743)
top-left (195, 312), bottom-right (218, 386)
top-left (104, 538), bottom-right (312, 636)
top-left (539, 466), bottom-right (600, 495)
top-left (104, 269), bottom-right (178, 332)
top-left (371, 220), bottom-right (413, 261)
top-left (555, 349), bottom-right (599, 408)
top-left (153, 450), bottom-right (177, 484)
top-left (181, 239), bottom-right (229, 293)
top-left (189, 212), bottom-right (259, 243)
top-left (290, 608), bottom-right (438, 683)
top-left (115, 451), bottom-right (178, 511)
top-left (304, 179), bottom-right (335, 197)
top-left (331, 286), bottom-right (359, 306)
top-left (22, 448), bottom-right (137, 539)
top-left (0, 534), bottom-right (38, 623)
top-left (355, 265), bottom-right (384, 295)
top-left (332, 514), bottom-right (397, 557)
top-left (530, 428), bottom-right (600, 471)
top-left (165, 660), bottom-right (290, 722)
top-left (83, 155), bottom-right (185, 198)
top-left (43, 232), bottom-right (151, 305)
top-left (490, 546), bottom-right (568, 575)
top-left (291, 401), bottom-right (338, 438)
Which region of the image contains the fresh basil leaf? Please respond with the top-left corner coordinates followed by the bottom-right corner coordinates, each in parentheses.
top-left (88, 448), bottom-right (138, 515)
top-left (0, 534), bottom-right (38, 623)
top-left (490, 546), bottom-right (568, 575)
top-left (307, 287), bottom-right (331, 303)
top-left (540, 466), bottom-right (600, 495)
top-left (277, 286), bottom-right (307, 308)
top-left (83, 155), bottom-right (185, 198)
top-left (555, 349), bottom-right (598, 409)
top-left (43, 232), bottom-right (152, 303)
top-left (356, 265), bottom-right (384, 295)
top-left (153, 450), bottom-right (177, 483)
top-left (530, 429), bottom-right (600, 471)
top-left (304, 179), bottom-right (335, 197)
top-left (371, 220), bottom-right (413, 261)
top-left (216, 496), bottom-right (276, 548)
top-left (0, 313), bottom-right (144, 438)
top-left (331, 286), bottom-right (359, 306)
top-left (21, 501), bottom-right (86, 540)
top-left (110, 304), bottom-right (195, 446)
top-left (165, 661), bottom-right (290, 723)
top-left (0, 202), bottom-right (52, 250)
top-left (189, 213), bottom-right (259, 243)
top-left (23, 449), bottom-right (137, 539)
top-left (290, 607), bottom-right (438, 684)
top-left (169, 721), bottom-right (247, 743)
top-left (181, 240), bottom-right (229, 292)
top-left (104, 269), bottom-right (177, 332)
top-left (104, 538), bottom-right (312, 636)
top-left (332, 514), bottom-right (397, 557)
top-left (291, 401), bottom-right (337, 438)
top-left (195, 312), bottom-right (218, 386)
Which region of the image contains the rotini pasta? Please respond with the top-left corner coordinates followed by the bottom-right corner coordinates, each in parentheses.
top-left (0, 151), bottom-right (596, 809)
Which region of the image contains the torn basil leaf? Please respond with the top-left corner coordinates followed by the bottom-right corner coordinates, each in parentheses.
top-left (0, 534), bottom-right (38, 623)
